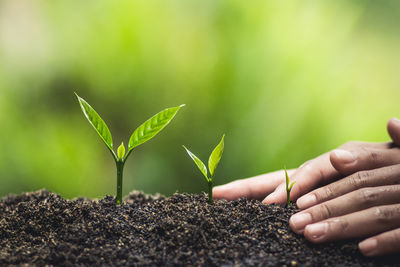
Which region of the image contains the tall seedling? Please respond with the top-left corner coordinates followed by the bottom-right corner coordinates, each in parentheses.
top-left (76, 93), bottom-right (184, 204)
top-left (183, 135), bottom-right (225, 204)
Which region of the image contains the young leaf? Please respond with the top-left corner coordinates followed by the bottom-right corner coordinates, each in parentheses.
top-left (76, 93), bottom-right (114, 152)
top-left (128, 105), bottom-right (185, 151)
top-left (289, 181), bottom-right (296, 191)
top-left (183, 145), bottom-right (209, 181)
top-left (285, 168), bottom-right (289, 190)
top-left (117, 142), bottom-right (126, 160)
top-left (208, 134), bottom-right (225, 179)
top-left (285, 168), bottom-right (296, 191)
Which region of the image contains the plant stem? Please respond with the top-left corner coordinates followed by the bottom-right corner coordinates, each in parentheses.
top-left (286, 190), bottom-right (290, 206)
top-left (208, 180), bottom-right (213, 204)
top-left (116, 160), bottom-right (125, 204)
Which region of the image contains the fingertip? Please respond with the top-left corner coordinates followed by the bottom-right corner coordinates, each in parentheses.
top-left (262, 192), bottom-right (276, 205)
top-left (289, 213), bottom-right (311, 234)
top-left (330, 149), bottom-right (356, 164)
top-left (296, 194), bottom-right (317, 209)
top-left (288, 216), bottom-right (300, 234)
top-left (212, 184), bottom-right (233, 200)
top-left (304, 222), bottom-right (328, 243)
top-left (263, 182), bottom-right (289, 204)
top-left (388, 117), bottom-right (400, 127)
top-left (329, 149), bottom-right (356, 175)
top-left (359, 238), bottom-right (378, 257)
top-left (262, 191), bottom-right (288, 205)
top-left (387, 117), bottom-right (400, 146)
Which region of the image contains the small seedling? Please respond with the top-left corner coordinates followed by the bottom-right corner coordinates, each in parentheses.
top-left (76, 93), bottom-right (184, 204)
top-left (183, 135), bottom-right (225, 204)
top-left (285, 167), bottom-right (295, 206)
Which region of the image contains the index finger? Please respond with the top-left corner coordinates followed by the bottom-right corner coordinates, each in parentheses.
top-left (213, 169), bottom-right (295, 201)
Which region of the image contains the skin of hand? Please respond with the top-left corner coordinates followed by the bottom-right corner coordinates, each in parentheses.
top-left (212, 143), bottom-right (384, 202)
top-left (290, 164), bottom-right (400, 257)
top-left (289, 118), bottom-right (400, 257)
top-left (213, 117), bottom-right (400, 256)
top-left (214, 118), bottom-right (400, 205)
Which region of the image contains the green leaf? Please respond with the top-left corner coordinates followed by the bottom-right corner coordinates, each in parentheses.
top-left (285, 168), bottom-right (295, 191)
top-left (117, 142), bottom-right (126, 160)
top-left (183, 145), bottom-right (209, 181)
top-left (128, 105), bottom-right (184, 151)
top-left (76, 93), bottom-right (114, 152)
top-left (289, 181), bottom-right (296, 191)
top-left (285, 167), bottom-right (289, 190)
top-left (208, 134), bottom-right (225, 179)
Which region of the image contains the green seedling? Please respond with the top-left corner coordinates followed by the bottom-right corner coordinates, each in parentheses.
top-left (75, 93), bottom-right (184, 204)
top-left (183, 135), bottom-right (225, 204)
top-left (285, 167), bottom-right (295, 206)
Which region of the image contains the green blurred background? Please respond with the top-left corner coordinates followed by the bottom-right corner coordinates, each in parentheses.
top-left (1, 0), bottom-right (399, 199)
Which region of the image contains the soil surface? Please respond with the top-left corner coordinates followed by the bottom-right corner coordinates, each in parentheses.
top-left (0, 190), bottom-right (399, 266)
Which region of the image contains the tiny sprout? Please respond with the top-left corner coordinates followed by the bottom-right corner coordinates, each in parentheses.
top-left (117, 142), bottom-right (126, 160)
top-left (285, 167), bottom-right (295, 206)
top-left (183, 135), bottom-right (225, 204)
top-left (76, 93), bottom-right (184, 204)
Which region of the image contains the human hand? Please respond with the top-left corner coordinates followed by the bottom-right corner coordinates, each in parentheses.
top-left (287, 118), bottom-right (400, 257)
top-left (289, 164), bottom-right (400, 257)
top-left (262, 140), bottom-right (400, 205)
top-left (257, 117), bottom-right (400, 204)
top-left (214, 140), bottom-right (399, 204)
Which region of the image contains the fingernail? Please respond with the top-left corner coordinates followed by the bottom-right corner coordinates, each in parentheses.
top-left (306, 222), bottom-right (327, 239)
top-left (290, 213), bottom-right (312, 233)
top-left (359, 239), bottom-right (377, 256)
top-left (262, 192), bottom-right (276, 204)
top-left (332, 149), bottom-right (356, 164)
top-left (297, 194), bottom-right (317, 209)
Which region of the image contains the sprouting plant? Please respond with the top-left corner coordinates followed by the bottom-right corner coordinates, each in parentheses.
top-left (75, 93), bottom-right (184, 204)
top-left (285, 167), bottom-right (295, 206)
top-left (183, 135), bottom-right (225, 204)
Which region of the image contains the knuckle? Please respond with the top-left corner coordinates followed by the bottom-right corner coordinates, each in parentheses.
top-left (362, 147), bottom-right (380, 163)
top-left (387, 165), bottom-right (400, 185)
top-left (318, 203), bottom-right (334, 219)
top-left (329, 218), bottom-right (349, 233)
top-left (313, 184), bottom-right (335, 203)
top-left (358, 188), bottom-right (379, 205)
top-left (373, 206), bottom-right (400, 225)
top-left (324, 185), bottom-right (334, 199)
top-left (347, 171), bottom-right (369, 188)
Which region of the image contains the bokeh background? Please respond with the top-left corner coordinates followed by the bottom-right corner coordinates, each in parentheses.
top-left (1, 0), bottom-right (399, 199)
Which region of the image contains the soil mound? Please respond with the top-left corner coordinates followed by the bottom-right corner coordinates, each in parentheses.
top-left (0, 190), bottom-right (399, 266)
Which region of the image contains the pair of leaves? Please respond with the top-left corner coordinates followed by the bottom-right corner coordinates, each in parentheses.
top-left (183, 134), bottom-right (225, 182)
top-left (76, 93), bottom-right (184, 162)
top-left (285, 168), bottom-right (295, 192)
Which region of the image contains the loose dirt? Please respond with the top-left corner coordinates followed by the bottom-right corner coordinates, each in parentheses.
top-left (0, 190), bottom-right (399, 266)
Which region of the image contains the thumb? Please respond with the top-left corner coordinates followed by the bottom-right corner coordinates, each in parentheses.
top-left (388, 117), bottom-right (400, 146)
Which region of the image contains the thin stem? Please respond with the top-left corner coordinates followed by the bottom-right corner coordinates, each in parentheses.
top-left (286, 190), bottom-right (290, 206)
top-left (208, 180), bottom-right (213, 204)
top-left (116, 160), bottom-right (125, 204)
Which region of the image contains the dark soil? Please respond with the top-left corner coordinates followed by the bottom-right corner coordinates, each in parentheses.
top-left (0, 190), bottom-right (399, 266)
